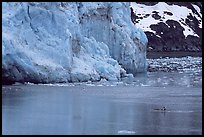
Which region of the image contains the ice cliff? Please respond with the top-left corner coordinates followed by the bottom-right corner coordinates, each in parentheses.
top-left (2, 2), bottom-right (148, 84)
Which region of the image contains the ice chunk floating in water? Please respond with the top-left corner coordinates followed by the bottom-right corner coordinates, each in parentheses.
top-left (118, 130), bottom-right (136, 134)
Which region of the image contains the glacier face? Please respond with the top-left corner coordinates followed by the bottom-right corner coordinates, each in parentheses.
top-left (2, 2), bottom-right (148, 84)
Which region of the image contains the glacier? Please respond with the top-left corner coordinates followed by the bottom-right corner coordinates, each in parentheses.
top-left (2, 2), bottom-right (148, 84)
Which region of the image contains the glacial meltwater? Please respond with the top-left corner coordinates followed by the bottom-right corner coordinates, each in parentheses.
top-left (2, 57), bottom-right (202, 135)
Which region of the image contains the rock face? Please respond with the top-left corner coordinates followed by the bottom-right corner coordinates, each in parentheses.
top-left (2, 2), bottom-right (148, 84)
top-left (130, 2), bottom-right (202, 53)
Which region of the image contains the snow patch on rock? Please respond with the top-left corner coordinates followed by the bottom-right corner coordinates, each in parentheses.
top-left (131, 2), bottom-right (201, 37)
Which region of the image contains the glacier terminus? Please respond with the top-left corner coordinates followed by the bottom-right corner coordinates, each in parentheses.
top-left (2, 2), bottom-right (148, 84)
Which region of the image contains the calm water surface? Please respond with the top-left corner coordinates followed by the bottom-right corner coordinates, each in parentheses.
top-left (2, 71), bottom-right (202, 135)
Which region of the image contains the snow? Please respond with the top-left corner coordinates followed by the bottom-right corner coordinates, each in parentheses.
top-left (131, 2), bottom-right (201, 37)
top-left (192, 4), bottom-right (202, 18)
top-left (2, 2), bottom-right (147, 83)
top-left (192, 4), bottom-right (202, 28)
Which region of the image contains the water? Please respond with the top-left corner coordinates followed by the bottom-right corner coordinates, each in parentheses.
top-left (2, 57), bottom-right (202, 135)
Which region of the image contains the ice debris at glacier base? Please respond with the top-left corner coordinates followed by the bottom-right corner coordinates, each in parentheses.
top-left (2, 2), bottom-right (147, 84)
top-left (147, 56), bottom-right (202, 72)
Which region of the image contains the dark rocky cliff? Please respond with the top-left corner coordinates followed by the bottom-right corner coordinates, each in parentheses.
top-left (130, 2), bottom-right (202, 57)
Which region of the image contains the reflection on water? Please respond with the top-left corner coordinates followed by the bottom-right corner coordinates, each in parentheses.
top-left (2, 75), bottom-right (202, 135)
